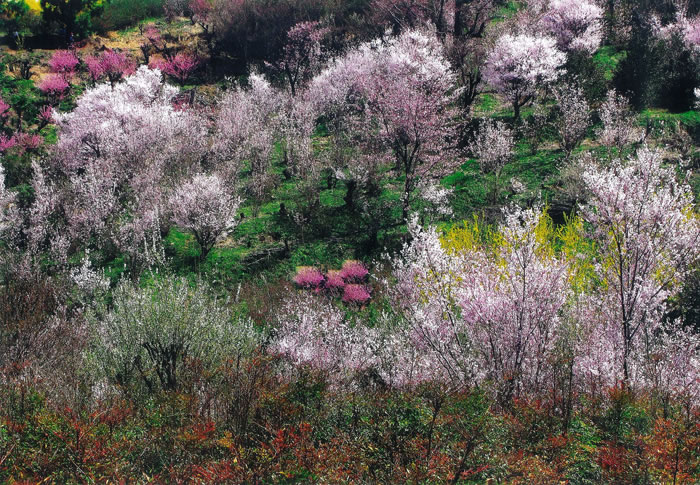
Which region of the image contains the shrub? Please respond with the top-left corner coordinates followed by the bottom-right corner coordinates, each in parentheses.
top-left (342, 284), bottom-right (371, 304)
top-left (339, 259), bottom-right (368, 283)
top-left (293, 266), bottom-right (325, 288)
top-left (89, 275), bottom-right (262, 396)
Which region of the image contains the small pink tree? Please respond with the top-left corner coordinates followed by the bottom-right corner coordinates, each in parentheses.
top-left (271, 21), bottom-right (329, 97)
top-left (483, 33), bottom-right (565, 120)
top-left (169, 173), bottom-right (242, 260)
top-left (83, 55), bottom-right (105, 83)
top-left (38, 74), bottom-right (70, 105)
top-left (48, 50), bottom-right (80, 80)
top-left (213, 72), bottom-right (279, 202)
top-left (38, 105), bottom-right (53, 129)
top-left (84, 50), bottom-right (135, 88)
top-left (153, 52), bottom-right (201, 86)
top-left (15, 133), bottom-right (42, 154)
top-left (597, 89), bottom-right (641, 157)
top-left (0, 135), bottom-right (17, 153)
top-left (271, 293), bottom-right (377, 382)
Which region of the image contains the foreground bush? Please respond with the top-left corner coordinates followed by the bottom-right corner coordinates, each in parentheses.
top-left (89, 275), bottom-right (262, 396)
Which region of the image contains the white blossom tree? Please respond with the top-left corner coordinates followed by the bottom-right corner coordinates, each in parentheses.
top-left (169, 173), bottom-right (242, 260)
top-left (483, 33), bottom-right (566, 120)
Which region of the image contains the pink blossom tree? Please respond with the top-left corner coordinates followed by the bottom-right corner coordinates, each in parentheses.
top-left (483, 33), bottom-right (566, 120)
top-left (152, 52), bottom-right (201, 86)
top-left (37, 67), bottom-right (208, 269)
top-left (552, 83), bottom-right (590, 159)
top-left (270, 21), bottom-right (329, 97)
top-left (469, 120), bottom-right (515, 204)
top-left (540, 0), bottom-right (604, 53)
top-left (458, 206), bottom-right (570, 404)
top-left (0, 135), bottom-right (17, 153)
top-left (354, 29), bottom-right (460, 220)
top-left (38, 105), bottom-right (53, 129)
top-left (580, 147), bottom-right (700, 386)
top-left (597, 89), bottom-right (641, 157)
top-left (276, 93), bottom-right (318, 182)
top-left (38, 74), bottom-right (70, 105)
top-left (271, 293), bottom-right (378, 384)
top-left (84, 50), bottom-right (136, 88)
top-left (169, 173), bottom-right (242, 260)
top-left (308, 29), bottom-right (460, 222)
top-left (47, 50), bottom-right (80, 80)
top-left (392, 206), bottom-right (571, 403)
top-left (213, 72), bottom-right (279, 203)
top-left (14, 132), bottom-right (42, 154)
top-left (653, 8), bottom-right (700, 52)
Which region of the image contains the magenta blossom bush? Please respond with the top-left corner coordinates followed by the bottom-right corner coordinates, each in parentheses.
top-left (151, 52), bottom-right (201, 86)
top-left (38, 75), bottom-right (70, 105)
top-left (38, 105), bottom-right (53, 128)
top-left (292, 260), bottom-right (372, 303)
top-left (325, 270), bottom-right (345, 292)
top-left (293, 266), bottom-right (325, 288)
top-left (342, 284), bottom-right (371, 304)
top-left (0, 134), bottom-right (17, 153)
top-left (339, 260), bottom-right (369, 283)
top-left (84, 50), bottom-right (136, 87)
top-left (0, 96), bottom-right (10, 125)
top-left (48, 50), bottom-right (80, 79)
top-left (15, 133), bottom-right (42, 153)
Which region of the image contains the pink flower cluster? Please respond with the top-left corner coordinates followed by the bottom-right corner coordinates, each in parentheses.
top-left (48, 50), bottom-right (80, 79)
top-left (339, 259), bottom-right (369, 282)
top-left (0, 96), bottom-right (10, 122)
top-left (342, 284), bottom-right (371, 304)
top-left (292, 260), bottom-right (371, 304)
top-left (0, 133), bottom-right (42, 154)
top-left (150, 52), bottom-right (201, 86)
top-left (85, 50), bottom-right (136, 86)
top-left (38, 74), bottom-right (70, 96)
top-left (292, 266), bottom-right (325, 288)
top-left (0, 134), bottom-right (17, 153)
top-left (38, 105), bottom-right (53, 125)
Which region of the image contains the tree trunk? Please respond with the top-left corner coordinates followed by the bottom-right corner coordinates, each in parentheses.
top-left (344, 179), bottom-right (357, 211)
